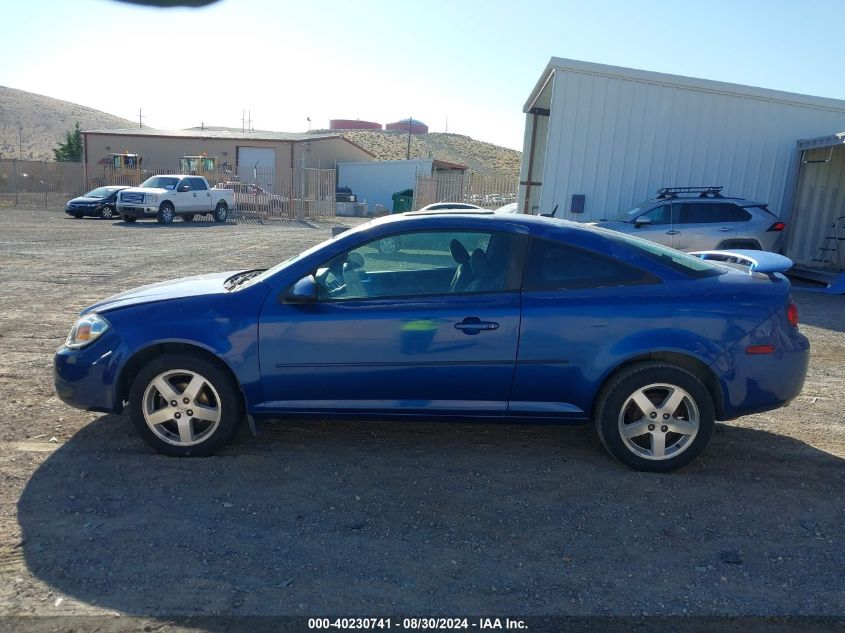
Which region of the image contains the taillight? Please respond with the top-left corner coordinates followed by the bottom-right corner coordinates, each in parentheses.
top-left (787, 302), bottom-right (799, 327)
top-left (768, 221), bottom-right (786, 232)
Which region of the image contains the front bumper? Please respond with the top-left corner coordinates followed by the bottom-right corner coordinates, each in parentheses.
top-left (117, 205), bottom-right (158, 218)
top-left (54, 330), bottom-right (129, 413)
top-left (66, 204), bottom-right (103, 216)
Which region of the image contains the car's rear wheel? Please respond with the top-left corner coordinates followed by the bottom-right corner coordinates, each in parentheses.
top-left (594, 362), bottom-right (714, 472)
top-left (121, 215), bottom-right (137, 223)
top-left (157, 202), bottom-right (175, 224)
top-left (100, 205), bottom-right (116, 220)
top-left (213, 202), bottom-right (228, 222)
top-left (181, 213), bottom-right (195, 223)
top-left (128, 353), bottom-right (242, 456)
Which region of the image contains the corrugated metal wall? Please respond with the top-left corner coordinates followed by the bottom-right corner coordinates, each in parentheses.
top-left (787, 145), bottom-right (845, 269)
top-left (536, 69), bottom-right (845, 221)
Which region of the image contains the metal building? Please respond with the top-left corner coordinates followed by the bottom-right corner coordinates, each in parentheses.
top-left (786, 133), bottom-right (845, 280)
top-left (520, 58), bottom-right (845, 222)
top-left (338, 158), bottom-right (466, 212)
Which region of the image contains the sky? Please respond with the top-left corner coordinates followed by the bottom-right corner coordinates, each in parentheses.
top-left (2, 0), bottom-right (845, 150)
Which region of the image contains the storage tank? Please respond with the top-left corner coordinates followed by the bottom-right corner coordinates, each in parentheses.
top-left (330, 119), bottom-right (382, 130)
top-left (385, 118), bottom-right (428, 134)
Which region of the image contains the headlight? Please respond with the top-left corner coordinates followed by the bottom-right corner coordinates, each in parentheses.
top-left (145, 194), bottom-right (158, 203)
top-left (66, 314), bottom-right (110, 349)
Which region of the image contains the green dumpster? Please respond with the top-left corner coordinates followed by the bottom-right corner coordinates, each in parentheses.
top-left (391, 189), bottom-right (414, 213)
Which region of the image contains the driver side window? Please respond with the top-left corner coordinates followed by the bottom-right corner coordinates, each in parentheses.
top-left (315, 230), bottom-right (513, 300)
top-left (638, 204), bottom-right (672, 225)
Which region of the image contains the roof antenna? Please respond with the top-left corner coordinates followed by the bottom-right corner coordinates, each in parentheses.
top-left (540, 204), bottom-right (559, 218)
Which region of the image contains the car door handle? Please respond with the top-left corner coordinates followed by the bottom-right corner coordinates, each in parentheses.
top-left (665, 229), bottom-right (680, 235)
top-left (454, 317), bottom-right (499, 335)
top-left (719, 226), bottom-right (733, 231)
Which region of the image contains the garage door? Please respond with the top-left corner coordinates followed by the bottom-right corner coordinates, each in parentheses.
top-left (237, 147), bottom-right (276, 193)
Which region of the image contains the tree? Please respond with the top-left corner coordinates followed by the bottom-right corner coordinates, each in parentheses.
top-left (53, 123), bottom-right (83, 162)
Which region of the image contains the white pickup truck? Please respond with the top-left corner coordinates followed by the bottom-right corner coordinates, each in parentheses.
top-left (116, 175), bottom-right (235, 224)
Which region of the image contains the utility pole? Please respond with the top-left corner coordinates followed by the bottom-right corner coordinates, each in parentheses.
top-left (242, 109), bottom-right (245, 133)
top-left (406, 116), bottom-right (412, 160)
top-left (248, 110), bottom-right (252, 132)
top-left (138, 108), bottom-right (144, 128)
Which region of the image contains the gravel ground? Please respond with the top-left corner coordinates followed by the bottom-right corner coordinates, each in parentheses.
top-left (0, 209), bottom-right (842, 626)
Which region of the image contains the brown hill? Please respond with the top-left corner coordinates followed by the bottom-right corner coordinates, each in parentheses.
top-left (0, 86), bottom-right (134, 161)
top-left (0, 85), bottom-right (522, 176)
top-left (311, 129), bottom-right (521, 178)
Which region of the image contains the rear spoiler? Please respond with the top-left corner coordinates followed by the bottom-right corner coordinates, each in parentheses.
top-left (689, 249), bottom-right (793, 276)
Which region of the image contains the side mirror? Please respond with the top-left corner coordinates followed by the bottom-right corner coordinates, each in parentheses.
top-left (178, 185), bottom-right (190, 192)
top-left (284, 274), bottom-right (317, 304)
top-left (633, 216), bottom-right (652, 228)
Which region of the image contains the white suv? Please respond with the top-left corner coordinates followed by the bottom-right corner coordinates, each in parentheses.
top-left (592, 187), bottom-right (786, 252)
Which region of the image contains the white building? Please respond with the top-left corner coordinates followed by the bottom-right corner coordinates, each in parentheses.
top-left (338, 158), bottom-right (466, 212)
top-left (520, 58), bottom-right (845, 224)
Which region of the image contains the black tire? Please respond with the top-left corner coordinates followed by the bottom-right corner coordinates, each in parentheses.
top-left (128, 353), bottom-right (243, 457)
top-left (594, 362), bottom-right (715, 472)
top-left (122, 215), bottom-right (137, 223)
top-left (157, 202), bottom-right (175, 224)
top-left (181, 213), bottom-right (195, 223)
top-left (377, 236), bottom-right (400, 254)
top-left (213, 201), bottom-right (228, 223)
top-left (100, 205), bottom-right (116, 220)
top-left (717, 240), bottom-right (762, 250)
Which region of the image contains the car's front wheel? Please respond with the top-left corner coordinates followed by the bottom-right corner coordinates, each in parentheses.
top-left (100, 205), bottom-right (116, 220)
top-left (157, 202), bottom-right (175, 224)
top-left (128, 353), bottom-right (243, 456)
top-left (594, 362), bottom-right (715, 472)
top-left (121, 214), bottom-right (137, 223)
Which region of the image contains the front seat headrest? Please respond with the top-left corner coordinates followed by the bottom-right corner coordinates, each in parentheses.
top-left (470, 249), bottom-right (492, 279)
top-left (449, 239), bottom-right (470, 265)
top-left (346, 252), bottom-right (364, 270)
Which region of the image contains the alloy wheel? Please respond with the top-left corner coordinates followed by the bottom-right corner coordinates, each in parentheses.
top-left (617, 382), bottom-right (700, 460)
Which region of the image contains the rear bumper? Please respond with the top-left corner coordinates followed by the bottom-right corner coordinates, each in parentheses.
top-left (714, 318), bottom-right (810, 420)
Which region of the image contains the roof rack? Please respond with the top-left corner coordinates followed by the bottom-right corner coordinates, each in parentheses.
top-left (656, 186), bottom-right (723, 199)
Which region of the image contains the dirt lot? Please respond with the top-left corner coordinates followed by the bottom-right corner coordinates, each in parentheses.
top-left (0, 208), bottom-right (842, 626)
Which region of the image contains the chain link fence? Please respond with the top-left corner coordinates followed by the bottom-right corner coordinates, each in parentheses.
top-left (413, 171), bottom-right (518, 211)
top-left (0, 159), bottom-right (337, 220)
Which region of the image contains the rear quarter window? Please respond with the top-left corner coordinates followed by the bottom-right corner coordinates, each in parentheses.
top-left (523, 238), bottom-right (660, 291)
top-left (679, 202), bottom-right (750, 223)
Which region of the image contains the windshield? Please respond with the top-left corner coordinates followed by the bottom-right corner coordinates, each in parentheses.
top-left (84, 186), bottom-right (118, 198)
top-left (610, 202), bottom-right (652, 222)
top-left (140, 176), bottom-right (179, 190)
top-left (589, 225), bottom-right (723, 278)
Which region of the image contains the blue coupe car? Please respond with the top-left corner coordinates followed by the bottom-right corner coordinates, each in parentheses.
top-left (54, 211), bottom-right (809, 472)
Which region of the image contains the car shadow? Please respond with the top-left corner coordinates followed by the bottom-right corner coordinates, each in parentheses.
top-left (114, 219), bottom-right (232, 229)
top-left (17, 415), bottom-right (844, 619)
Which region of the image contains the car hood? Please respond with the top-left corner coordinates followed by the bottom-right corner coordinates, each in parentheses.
top-left (83, 271), bottom-right (242, 314)
top-left (120, 187), bottom-right (169, 195)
